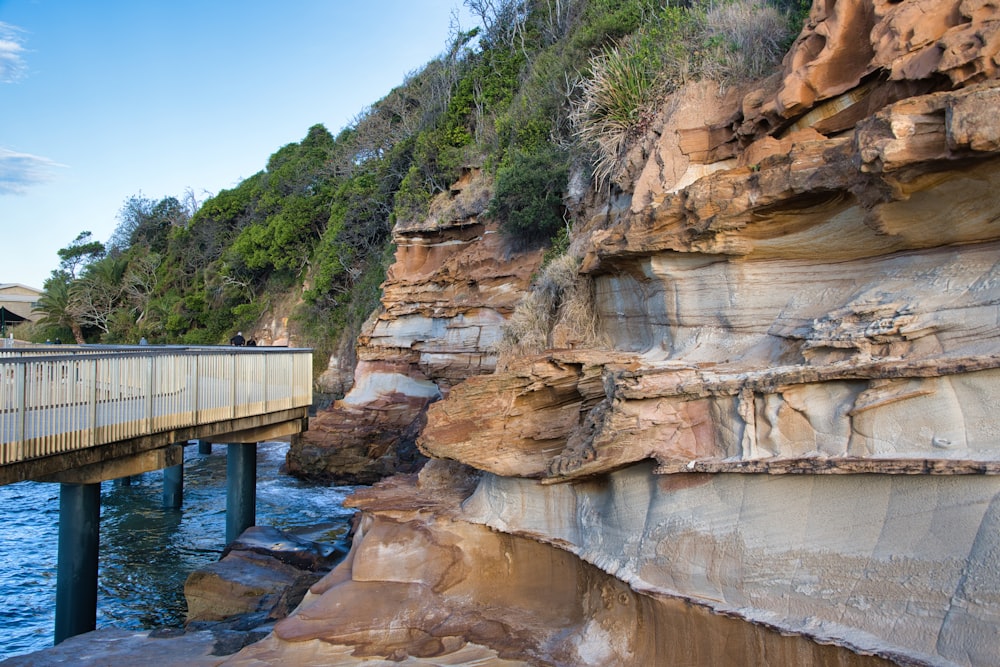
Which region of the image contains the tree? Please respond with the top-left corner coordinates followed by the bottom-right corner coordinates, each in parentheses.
top-left (227, 125), bottom-right (338, 277)
top-left (73, 256), bottom-right (128, 337)
top-left (110, 194), bottom-right (191, 254)
top-left (34, 271), bottom-right (85, 343)
top-left (121, 250), bottom-right (161, 326)
top-left (57, 231), bottom-right (105, 279)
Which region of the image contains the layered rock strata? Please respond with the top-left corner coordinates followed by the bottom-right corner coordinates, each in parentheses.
top-left (286, 169), bottom-right (544, 483)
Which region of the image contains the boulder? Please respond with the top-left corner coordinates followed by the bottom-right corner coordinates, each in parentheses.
top-left (184, 526), bottom-right (344, 624)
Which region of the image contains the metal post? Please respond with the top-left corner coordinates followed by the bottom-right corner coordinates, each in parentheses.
top-left (197, 440), bottom-right (212, 455)
top-left (226, 443), bottom-right (256, 544)
top-left (162, 461), bottom-right (183, 509)
top-left (55, 482), bottom-right (100, 644)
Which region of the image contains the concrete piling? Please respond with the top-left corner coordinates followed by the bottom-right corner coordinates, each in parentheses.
top-left (54, 482), bottom-right (100, 644)
top-left (226, 443), bottom-right (257, 543)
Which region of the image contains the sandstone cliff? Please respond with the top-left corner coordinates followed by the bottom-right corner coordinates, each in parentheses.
top-left (286, 168), bottom-right (545, 484)
top-left (257, 2), bottom-right (1000, 665)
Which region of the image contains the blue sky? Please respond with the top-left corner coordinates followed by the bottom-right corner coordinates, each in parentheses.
top-left (0, 1), bottom-right (475, 290)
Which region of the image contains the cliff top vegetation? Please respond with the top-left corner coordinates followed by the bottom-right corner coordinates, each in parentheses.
top-left (27, 0), bottom-right (808, 373)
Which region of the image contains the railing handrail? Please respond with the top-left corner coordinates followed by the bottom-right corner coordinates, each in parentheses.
top-left (0, 344), bottom-right (307, 360)
top-left (0, 348), bottom-right (313, 468)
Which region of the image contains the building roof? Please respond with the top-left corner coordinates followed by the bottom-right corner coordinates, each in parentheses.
top-left (0, 283), bottom-right (43, 296)
top-left (0, 283), bottom-right (43, 321)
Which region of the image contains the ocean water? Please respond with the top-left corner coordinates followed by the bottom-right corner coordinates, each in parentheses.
top-left (0, 441), bottom-right (356, 661)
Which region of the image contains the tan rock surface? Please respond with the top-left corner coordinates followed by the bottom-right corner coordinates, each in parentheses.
top-left (464, 466), bottom-right (1000, 666)
top-left (221, 469), bottom-right (896, 667)
top-left (185, 526), bottom-right (340, 624)
top-left (185, 549), bottom-right (312, 623)
top-left (0, 627), bottom-right (224, 667)
top-left (760, 0), bottom-right (1000, 131)
top-left (368, 210), bottom-right (542, 390)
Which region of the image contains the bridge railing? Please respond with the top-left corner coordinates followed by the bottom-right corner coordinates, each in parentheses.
top-left (0, 346), bottom-right (312, 466)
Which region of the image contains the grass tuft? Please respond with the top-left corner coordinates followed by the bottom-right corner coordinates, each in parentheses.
top-left (495, 252), bottom-right (604, 367)
top-left (570, 0), bottom-right (800, 188)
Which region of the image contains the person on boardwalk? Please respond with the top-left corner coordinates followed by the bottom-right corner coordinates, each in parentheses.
top-left (229, 331), bottom-right (245, 346)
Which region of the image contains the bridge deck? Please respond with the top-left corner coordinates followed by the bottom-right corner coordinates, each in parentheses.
top-left (0, 346), bottom-right (312, 485)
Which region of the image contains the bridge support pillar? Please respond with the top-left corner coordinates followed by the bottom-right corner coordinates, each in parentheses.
top-left (197, 440), bottom-right (212, 455)
top-left (226, 443), bottom-right (256, 544)
top-left (55, 482), bottom-right (100, 645)
top-left (162, 460), bottom-right (183, 509)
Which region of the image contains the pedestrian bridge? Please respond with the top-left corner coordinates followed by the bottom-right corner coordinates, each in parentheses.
top-left (0, 345), bottom-right (312, 485)
top-left (0, 344), bottom-right (314, 645)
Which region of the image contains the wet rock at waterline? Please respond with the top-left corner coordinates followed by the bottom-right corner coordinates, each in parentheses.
top-left (184, 526), bottom-right (346, 624)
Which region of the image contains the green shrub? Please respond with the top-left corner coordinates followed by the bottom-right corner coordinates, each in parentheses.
top-left (540, 224), bottom-right (571, 268)
top-left (777, 0), bottom-right (813, 40)
top-left (231, 300), bottom-right (267, 330)
top-left (295, 237), bottom-right (394, 377)
top-left (488, 145), bottom-right (569, 248)
top-left (570, 0), bottom-right (647, 53)
top-left (394, 164), bottom-right (436, 223)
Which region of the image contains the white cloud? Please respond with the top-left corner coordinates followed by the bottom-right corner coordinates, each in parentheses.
top-left (0, 148), bottom-right (66, 195)
top-left (0, 22), bottom-right (27, 83)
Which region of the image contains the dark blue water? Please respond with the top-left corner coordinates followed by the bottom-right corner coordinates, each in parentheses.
top-left (0, 441), bottom-right (356, 661)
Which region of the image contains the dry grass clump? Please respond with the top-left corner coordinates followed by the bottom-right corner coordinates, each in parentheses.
top-left (571, 0), bottom-right (799, 189)
top-left (495, 253), bottom-right (604, 369)
top-left (700, 0), bottom-right (794, 86)
top-left (427, 167), bottom-right (494, 226)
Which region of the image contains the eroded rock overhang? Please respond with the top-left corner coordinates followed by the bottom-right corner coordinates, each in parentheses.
top-left (422, 83), bottom-right (1000, 483)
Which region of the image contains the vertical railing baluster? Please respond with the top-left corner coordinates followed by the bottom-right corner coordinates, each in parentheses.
top-left (145, 355), bottom-right (153, 435)
top-left (192, 354), bottom-right (199, 427)
top-left (41, 361), bottom-right (50, 456)
top-left (15, 363), bottom-right (26, 462)
top-left (89, 358), bottom-right (97, 447)
top-left (231, 353), bottom-right (237, 420)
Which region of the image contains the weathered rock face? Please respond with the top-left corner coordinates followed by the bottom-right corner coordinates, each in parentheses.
top-left (286, 169), bottom-right (544, 484)
top-left (466, 466), bottom-right (1000, 666)
top-left (225, 466), bottom-right (898, 667)
top-left (252, 1), bottom-right (1000, 665)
